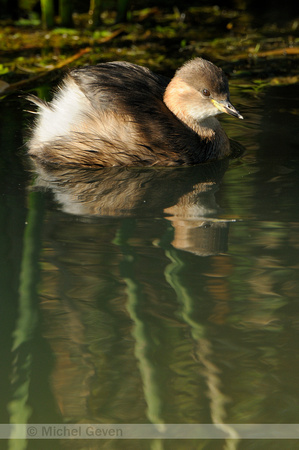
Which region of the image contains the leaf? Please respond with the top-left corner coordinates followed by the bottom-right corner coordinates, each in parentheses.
top-left (0, 64), bottom-right (9, 75)
top-left (0, 80), bottom-right (10, 93)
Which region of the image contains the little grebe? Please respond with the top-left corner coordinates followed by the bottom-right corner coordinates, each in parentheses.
top-left (28, 58), bottom-right (243, 167)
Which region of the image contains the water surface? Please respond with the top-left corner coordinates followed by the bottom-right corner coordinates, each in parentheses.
top-left (1, 82), bottom-right (299, 449)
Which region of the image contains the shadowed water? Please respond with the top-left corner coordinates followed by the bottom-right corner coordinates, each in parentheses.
top-left (0, 82), bottom-right (299, 449)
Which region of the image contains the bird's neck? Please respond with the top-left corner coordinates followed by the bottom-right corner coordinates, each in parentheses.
top-left (164, 77), bottom-right (228, 146)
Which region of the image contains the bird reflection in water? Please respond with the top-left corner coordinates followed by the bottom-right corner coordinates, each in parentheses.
top-left (30, 158), bottom-right (235, 256)
top-left (27, 159), bottom-right (239, 432)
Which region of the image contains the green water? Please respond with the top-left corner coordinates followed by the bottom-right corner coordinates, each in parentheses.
top-left (0, 82), bottom-right (299, 449)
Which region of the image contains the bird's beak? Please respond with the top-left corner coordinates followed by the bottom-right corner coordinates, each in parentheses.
top-left (211, 99), bottom-right (243, 119)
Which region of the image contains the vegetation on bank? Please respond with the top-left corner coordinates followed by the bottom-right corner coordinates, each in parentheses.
top-left (0, 3), bottom-right (298, 95)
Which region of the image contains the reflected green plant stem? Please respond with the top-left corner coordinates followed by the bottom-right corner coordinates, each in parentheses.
top-left (164, 247), bottom-right (240, 449)
top-left (164, 248), bottom-right (206, 341)
top-left (115, 219), bottom-right (165, 432)
top-left (8, 192), bottom-right (44, 446)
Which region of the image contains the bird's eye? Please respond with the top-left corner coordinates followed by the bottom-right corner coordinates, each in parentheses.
top-left (202, 89), bottom-right (210, 97)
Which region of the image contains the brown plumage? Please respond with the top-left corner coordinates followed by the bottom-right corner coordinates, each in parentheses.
top-left (27, 59), bottom-right (243, 167)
